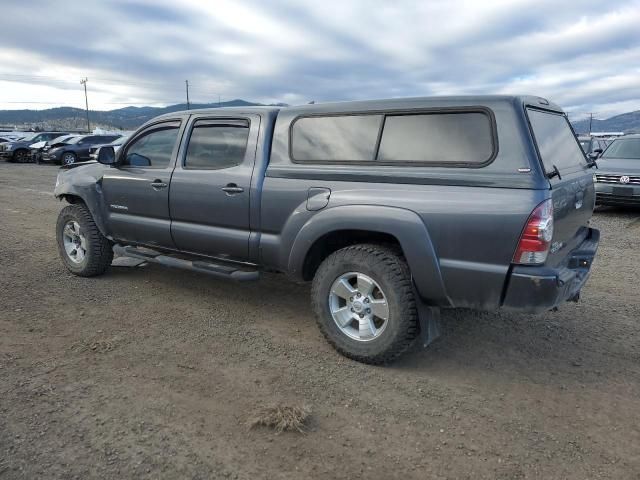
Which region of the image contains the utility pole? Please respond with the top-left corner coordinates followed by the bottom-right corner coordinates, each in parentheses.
top-left (218, 94), bottom-right (221, 107)
top-left (80, 78), bottom-right (90, 133)
top-left (185, 80), bottom-right (190, 110)
top-left (589, 112), bottom-right (593, 135)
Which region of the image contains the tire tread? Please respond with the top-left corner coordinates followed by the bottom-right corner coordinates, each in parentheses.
top-left (56, 203), bottom-right (113, 277)
top-left (311, 243), bottom-right (418, 365)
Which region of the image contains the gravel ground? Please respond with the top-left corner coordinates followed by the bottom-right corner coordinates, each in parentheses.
top-left (1, 163), bottom-right (639, 479)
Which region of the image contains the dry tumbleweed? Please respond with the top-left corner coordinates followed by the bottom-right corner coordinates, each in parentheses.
top-left (248, 403), bottom-right (311, 433)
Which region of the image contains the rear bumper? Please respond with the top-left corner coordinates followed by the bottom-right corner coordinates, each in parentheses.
top-left (0, 151), bottom-right (13, 160)
top-left (502, 228), bottom-right (599, 313)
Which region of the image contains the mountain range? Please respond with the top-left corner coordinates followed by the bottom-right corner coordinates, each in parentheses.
top-left (0, 99), bottom-right (286, 131)
top-left (571, 110), bottom-right (640, 134)
top-left (1, 100), bottom-right (639, 134)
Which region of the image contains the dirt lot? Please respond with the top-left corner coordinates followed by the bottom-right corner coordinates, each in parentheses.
top-left (1, 162), bottom-right (639, 479)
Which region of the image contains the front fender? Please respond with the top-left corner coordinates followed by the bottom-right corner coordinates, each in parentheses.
top-left (54, 164), bottom-right (110, 237)
top-left (288, 205), bottom-right (451, 306)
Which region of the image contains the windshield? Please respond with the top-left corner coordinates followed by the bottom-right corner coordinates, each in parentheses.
top-left (17, 133), bottom-right (38, 142)
top-left (527, 108), bottom-right (587, 173)
top-left (50, 135), bottom-right (72, 144)
top-left (109, 135), bottom-right (129, 146)
top-left (602, 138), bottom-right (640, 159)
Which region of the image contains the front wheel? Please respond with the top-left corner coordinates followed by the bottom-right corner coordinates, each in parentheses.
top-left (13, 149), bottom-right (28, 163)
top-left (56, 204), bottom-right (113, 277)
top-left (311, 244), bottom-right (418, 364)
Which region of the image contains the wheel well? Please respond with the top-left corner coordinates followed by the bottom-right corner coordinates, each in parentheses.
top-left (302, 230), bottom-right (403, 281)
top-left (60, 194), bottom-right (85, 205)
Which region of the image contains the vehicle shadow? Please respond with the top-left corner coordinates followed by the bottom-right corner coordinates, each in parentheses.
top-left (105, 261), bottom-right (639, 388)
top-left (393, 303), bottom-right (639, 387)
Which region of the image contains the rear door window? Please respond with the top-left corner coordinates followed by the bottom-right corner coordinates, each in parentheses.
top-left (185, 119), bottom-right (249, 169)
top-left (527, 109), bottom-right (587, 174)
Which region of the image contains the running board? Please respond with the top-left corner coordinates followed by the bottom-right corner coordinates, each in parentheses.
top-left (113, 245), bottom-right (260, 282)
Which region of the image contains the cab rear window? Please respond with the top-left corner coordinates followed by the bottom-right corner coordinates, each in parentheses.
top-left (527, 108), bottom-right (587, 174)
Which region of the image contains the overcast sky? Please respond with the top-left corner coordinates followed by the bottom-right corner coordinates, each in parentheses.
top-left (1, 0), bottom-right (639, 120)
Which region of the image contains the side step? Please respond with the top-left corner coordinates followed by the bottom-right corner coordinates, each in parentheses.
top-left (113, 245), bottom-right (260, 282)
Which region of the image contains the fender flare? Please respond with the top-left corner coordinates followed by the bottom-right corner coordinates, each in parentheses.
top-left (55, 183), bottom-right (110, 238)
top-left (287, 205), bottom-right (451, 306)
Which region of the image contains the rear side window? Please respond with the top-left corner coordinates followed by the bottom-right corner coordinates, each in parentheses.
top-left (378, 113), bottom-right (494, 164)
top-left (527, 109), bottom-right (586, 174)
top-left (291, 115), bottom-right (382, 161)
top-left (185, 119), bottom-right (249, 169)
top-left (290, 110), bottom-right (495, 165)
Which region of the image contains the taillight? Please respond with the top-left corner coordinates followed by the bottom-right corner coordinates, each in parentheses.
top-left (512, 199), bottom-right (554, 265)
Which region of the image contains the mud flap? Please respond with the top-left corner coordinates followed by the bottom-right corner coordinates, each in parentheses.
top-left (413, 286), bottom-right (441, 348)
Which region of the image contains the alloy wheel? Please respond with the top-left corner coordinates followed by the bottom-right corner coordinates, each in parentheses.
top-left (328, 272), bottom-right (390, 341)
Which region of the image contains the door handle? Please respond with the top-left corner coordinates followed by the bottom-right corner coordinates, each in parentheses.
top-left (222, 183), bottom-right (244, 195)
top-left (150, 180), bottom-right (168, 190)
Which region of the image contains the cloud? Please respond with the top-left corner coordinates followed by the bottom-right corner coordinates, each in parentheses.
top-left (0, 0), bottom-right (638, 119)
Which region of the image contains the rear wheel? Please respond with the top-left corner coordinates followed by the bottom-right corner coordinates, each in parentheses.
top-left (311, 244), bottom-right (418, 364)
top-left (56, 203), bottom-right (113, 277)
top-left (61, 152), bottom-right (77, 165)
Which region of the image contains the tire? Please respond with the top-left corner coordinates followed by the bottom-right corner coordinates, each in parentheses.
top-left (61, 152), bottom-right (77, 165)
top-left (311, 244), bottom-right (418, 364)
top-left (13, 149), bottom-right (28, 163)
top-left (56, 203), bottom-right (113, 277)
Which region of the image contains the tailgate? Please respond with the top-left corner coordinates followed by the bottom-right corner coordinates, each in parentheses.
top-left (526, 108), bottom-right (595, 266)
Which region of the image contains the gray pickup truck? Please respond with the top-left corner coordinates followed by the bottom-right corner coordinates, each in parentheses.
top-left (54, 95), bottom-right (600, 364)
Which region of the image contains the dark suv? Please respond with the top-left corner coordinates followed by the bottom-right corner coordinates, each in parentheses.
top-left (54, 95), bottom-right (599, 364)
top-left (43, 134), bottom-right (121, 165)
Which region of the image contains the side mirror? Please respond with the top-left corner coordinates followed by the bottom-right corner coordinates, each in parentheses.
top-left (97, 146), bottom-right (116, 165)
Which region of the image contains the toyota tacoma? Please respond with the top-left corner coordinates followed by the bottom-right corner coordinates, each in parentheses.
top-left (54, 95), bottom-right (600, 364)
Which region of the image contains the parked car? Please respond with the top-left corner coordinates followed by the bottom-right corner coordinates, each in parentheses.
top-left (0, 132), bottom-right (69, 162)
top-left (578, 135), bottom-right (610, 159)
top-left (42, 134), bottom-right (121, 165)
top-left (89, 134), bottom-right (131, 160)
top-left (29, 134), bottom-right (76, 163)
top-left (0, 132), bottom-right (28, 142)
top-left (53, 95), bottom-right (599, 364)
top-left (594, 134), bottom-right (640, 206)
top-left (34, 135), bottom-right (81, 163)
